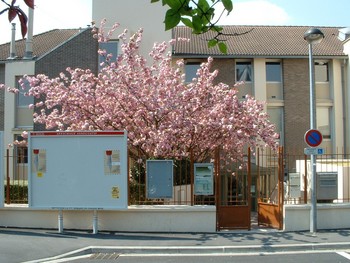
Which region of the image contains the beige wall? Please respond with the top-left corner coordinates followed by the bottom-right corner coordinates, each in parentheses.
top-left (92, 0), bottom-right (171, 59)
top-left (284, 204), bottom-right (350, 231)
top-left (4, 61), bottom-right (34, 148)
top-left (329, 59), bottom-right (343, 152)
top-left (0, 205), bottom-right (216, 232)
top-left (203, 57), bottom-right (345, 154)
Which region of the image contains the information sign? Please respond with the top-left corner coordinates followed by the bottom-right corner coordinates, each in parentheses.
top-left (304, 147), bottom-right (324, 155)
top-left (28, 131), bottom-right (128, 210)
top-left (146, 160), bottom-right (173, 199)
top-left (194, 163), bottom-right (214, 195)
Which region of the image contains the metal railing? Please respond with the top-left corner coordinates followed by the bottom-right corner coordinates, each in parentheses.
top-left (284, 151), bottom-right (350, 204)
top-left (5, 146), bottom-right (350, 206)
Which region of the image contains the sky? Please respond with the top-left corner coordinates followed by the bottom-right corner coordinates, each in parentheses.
top-left (0, 0), bottom-right (349, 44)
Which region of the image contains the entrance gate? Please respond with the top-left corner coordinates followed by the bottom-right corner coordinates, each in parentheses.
top-left (216, 147), bottom-right (284, 230)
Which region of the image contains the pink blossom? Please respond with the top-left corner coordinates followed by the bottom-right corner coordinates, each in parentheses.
top-left (8, 20), bottom-right (278, 161)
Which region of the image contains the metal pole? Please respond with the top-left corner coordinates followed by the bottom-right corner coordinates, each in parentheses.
top-left (308, 43), bottom-right (317, 233)
top-left (58, 210), bottom-right (64, 233)
top-left (6, 149), bottom-right (10, 204)
top-left (93, 210), bottom-right (98, 234)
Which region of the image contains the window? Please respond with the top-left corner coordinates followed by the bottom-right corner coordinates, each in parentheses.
top-left (16, 77), bottom-right (32, 107)
top-left (317, 107), bottom-right (331, 139)
top-left (315, 62), bottom-right (329, 82)
top-left (99, 41), bottom-right (118, 69)
top-left (267, 107), bottom-right (284, 143)
top-left (236, 62), bottom-right (252, 82)
top-left (185, 62), bottom-right (201, 82)
top-left (14, 135), bottom-right (28, 164)
top-left (266, 62), bottom-right (282, 82)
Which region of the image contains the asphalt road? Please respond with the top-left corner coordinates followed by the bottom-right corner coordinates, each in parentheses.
top-left (56, 251), bottom-right (350, 263)
top-left (1, 227), bottom-right (350, 263)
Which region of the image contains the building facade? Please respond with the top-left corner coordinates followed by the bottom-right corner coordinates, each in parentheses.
top-left (0, 25), bottom-right (98, 178)
top-left (172, 25), bottom-right (349, 156)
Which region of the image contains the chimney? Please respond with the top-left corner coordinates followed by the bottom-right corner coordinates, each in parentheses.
top-left (8, 23), bottom-right (17, 59)
top-left (24, 6), bottom-right (34, 59)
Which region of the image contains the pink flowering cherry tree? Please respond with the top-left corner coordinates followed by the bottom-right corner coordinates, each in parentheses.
top-left (18, 21), bottom-right (278, 161)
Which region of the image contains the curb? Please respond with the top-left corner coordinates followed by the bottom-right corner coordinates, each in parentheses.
top-left (24, 242), bottom-right (350, 263)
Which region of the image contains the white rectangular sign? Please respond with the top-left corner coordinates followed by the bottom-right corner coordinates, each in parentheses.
top-left (194, 163), bottom-right (214, 195)
top-left (304, 147), bottom-right (324, 155)
top-left (28, 131), bottom-right (128, 210)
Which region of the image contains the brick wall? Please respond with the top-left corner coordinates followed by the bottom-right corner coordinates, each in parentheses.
top-left (211, 58), bottom-right (235, 86)
top-left (283, 58), bottom-right (310, 155)
top-left (34, 28), bottom-right (99, 131)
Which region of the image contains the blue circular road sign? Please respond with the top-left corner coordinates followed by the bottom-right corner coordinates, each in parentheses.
top-left (304, 129), bottom-right (323, 147)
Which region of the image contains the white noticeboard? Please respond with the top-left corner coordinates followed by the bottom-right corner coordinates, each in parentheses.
top-left (28, 131), bottom-right (128, 210)
top-left (194, 163), bottom-right (214, 195)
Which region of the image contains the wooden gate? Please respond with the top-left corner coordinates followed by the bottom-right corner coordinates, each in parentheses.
top-left (216, 149), bottom-right (251, 230)
top-left (216, 147), bottom-right (284, 230)
top-left (257, 147), bottom-right (284, 230)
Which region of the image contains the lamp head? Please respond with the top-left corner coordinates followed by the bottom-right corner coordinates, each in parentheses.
top-left (304, 28), bottom-right (324, 44)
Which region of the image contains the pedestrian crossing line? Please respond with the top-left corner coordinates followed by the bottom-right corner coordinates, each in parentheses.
top-left (337, 251), bottom-right (350, 260)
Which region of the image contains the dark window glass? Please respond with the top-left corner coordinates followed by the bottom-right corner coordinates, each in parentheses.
top-left (99, 41), bottom-right (118, 68)
top-left (185, 63), bottom-right (201, 82)
top-left (236, 62), bottom-right (252, 82)
top-left (266, 62), bottom-right (282, 82)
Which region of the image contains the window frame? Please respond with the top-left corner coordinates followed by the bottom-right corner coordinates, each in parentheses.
top-left (316, 106), bottom-right (332, 140)
top-left (266, 62), bottom-right (282, 82)
top-left (16, 76), bottom-right (33, 108)
top-left (98, 40), bottom-right (119, 69)
top-left (315, 61), bottom-right (329, 83)
top-left (184, 62), bottom-right (201, 83)
top-left (236, 61), bottom-right (253, 82)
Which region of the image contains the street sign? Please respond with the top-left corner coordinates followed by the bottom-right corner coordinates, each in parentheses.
top-left (304, 129), bottom-right (323, 147)
top-left (304, 147), bottom-right (324, 155)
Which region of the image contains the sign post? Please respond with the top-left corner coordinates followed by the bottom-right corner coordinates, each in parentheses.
top-left (304, 128), bottom-right (323, 234)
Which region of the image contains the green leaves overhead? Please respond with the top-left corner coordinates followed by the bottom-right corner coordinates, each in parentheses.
top-left (222, 0), bottom-right (233, 13)
top-left (151, 0), bottom-right (233, 53)
top-left (165, 8), bottom-right (181, 30)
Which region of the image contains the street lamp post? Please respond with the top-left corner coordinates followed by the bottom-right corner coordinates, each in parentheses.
top-left (304, 28), bottom-right (324, 233)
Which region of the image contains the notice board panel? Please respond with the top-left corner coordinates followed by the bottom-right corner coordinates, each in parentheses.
top-left (28, 131), bottom-right (128, 210)
top-left (194, 163), bottom-right (214, 195)
top-left (146, 160), bottom-right (173, 199)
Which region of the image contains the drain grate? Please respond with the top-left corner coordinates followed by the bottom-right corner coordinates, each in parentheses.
top-left (89, 253), bottom-right (120, 260)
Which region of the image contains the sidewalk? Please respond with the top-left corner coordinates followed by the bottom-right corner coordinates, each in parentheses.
top-left (1, 227), bottom-right (350, 263)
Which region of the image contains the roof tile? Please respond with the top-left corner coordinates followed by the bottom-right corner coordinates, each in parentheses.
top-left (0, 29), bottom-right (81, 61)
top-left (173, 26), bottom-right (345, 57)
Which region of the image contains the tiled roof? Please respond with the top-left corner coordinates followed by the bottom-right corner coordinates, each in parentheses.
top-left (0, 29), bottom-right (81, 61)
top-left (173, 26), bottom-right (346, 57)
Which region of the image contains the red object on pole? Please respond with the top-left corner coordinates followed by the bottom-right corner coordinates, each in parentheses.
top-left (304, 129), bottom-right (323, 147)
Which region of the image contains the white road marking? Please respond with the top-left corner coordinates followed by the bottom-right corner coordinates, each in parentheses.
top-left (337, 251), bottom-right (350, 260)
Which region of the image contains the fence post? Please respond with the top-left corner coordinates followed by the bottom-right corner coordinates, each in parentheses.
top-left (215, 147), bottom-right (220, 231)
top-left (6, 148), bottom-right (10, 205)
top-left (247, 147), bottom-right (251, 230)
top-left (257, 148), bottom-right (260, 202)
top-left (304, 154), bottom-right (308, 204)
top-left (278, 146), bottom-right (284, 230)
top-left (190, 149), bottom-right (194, 206)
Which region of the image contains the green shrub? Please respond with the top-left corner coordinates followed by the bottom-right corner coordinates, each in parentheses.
top-left (4, 185), bottom-right (28, 204)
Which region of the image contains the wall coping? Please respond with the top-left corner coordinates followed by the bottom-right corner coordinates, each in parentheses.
top-left (2, 204), bottom-right (216, 212)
